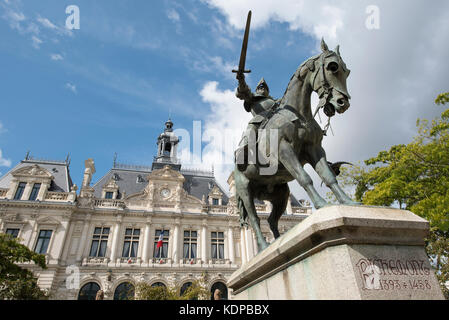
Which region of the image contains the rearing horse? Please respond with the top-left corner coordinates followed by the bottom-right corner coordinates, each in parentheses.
top-left (234, 39), bottom-right (360, 252)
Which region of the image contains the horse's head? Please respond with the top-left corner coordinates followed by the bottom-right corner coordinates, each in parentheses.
top-left (308, 39), bottom-right (351, 117)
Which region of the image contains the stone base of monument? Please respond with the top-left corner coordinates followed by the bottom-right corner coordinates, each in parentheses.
top-left (228, 205), bottom-right (444, 300)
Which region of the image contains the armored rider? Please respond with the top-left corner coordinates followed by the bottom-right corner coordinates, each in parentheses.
top-left (235, 73), bottom-right (280, 170)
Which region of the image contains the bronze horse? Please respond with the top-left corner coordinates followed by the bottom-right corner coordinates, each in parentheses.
top-left (234, 39), bottom-right (361, 252)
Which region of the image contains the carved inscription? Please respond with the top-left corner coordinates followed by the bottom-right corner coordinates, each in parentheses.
top-left (356, 258), bottom-right (433, 291)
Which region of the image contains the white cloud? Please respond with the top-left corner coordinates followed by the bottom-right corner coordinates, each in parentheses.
top-left (31, 35), bottom-right (42, 49)
top-left (51, 53), bottom-right (63, 61)
top-left (197, 81), bottom-right (252, 187)
top-left (200, 0), bottom-right (449, 204)
top-left (65, 82), bottom-right (77, 94)
top-left (167, 9), bottom-right (180, 22)
top-left (36, 15), bottom-right (57, 30)
top-left (0, 149), bottom-right (11, 168)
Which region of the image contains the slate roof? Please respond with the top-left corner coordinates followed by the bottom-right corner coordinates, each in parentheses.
top-left (91, 164), bottom-right (305, 207)
top-left (0, 159), bottom-right (73, 192)
top-left (92, 166), bottom-right (230, 205)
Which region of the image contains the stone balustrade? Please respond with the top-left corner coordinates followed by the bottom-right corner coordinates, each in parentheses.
top-left (45, 192), bottom-right (69, 201)
top-left (94, 199), bottom-right (126, 208)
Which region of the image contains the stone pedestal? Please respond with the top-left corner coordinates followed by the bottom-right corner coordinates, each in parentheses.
top-left (228, 205), bottom-right (445, 300)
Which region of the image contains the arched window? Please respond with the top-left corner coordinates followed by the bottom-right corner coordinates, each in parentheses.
top-left (180, 282), bottom-right (193, 296)
top-left (78, 282), bottom-right (100, 300)
top-left (114, 282), bottom-right (135, 300)
top-left (210, 282), bottom-right (228, 300)
top-left (151, 282), bottom-right (166, 288)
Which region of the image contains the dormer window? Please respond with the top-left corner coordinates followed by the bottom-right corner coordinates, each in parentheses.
top-left (105, 192), bottom-right (113, 199)
top-left (14, 182), bottom-right (26, 200)
top-left (212, 198), bottom-right (219, 206)
top-left (29, 183), bottom-right (41, 201)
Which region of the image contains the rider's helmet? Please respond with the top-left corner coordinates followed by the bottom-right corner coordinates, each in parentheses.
top-left (255, 78), bottom-right (269, 97)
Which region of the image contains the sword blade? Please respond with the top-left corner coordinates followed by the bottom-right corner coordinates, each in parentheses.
top-left (234, 10), bottom-right (251, 74)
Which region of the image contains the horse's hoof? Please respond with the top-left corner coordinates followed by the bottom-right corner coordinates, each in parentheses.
top-left (315, 201), bottom-right (330, 210)
top-left (344, 201), bottom-right (362, 206)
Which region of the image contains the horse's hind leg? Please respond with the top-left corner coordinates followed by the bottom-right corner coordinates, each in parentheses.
top-left (267, 184), bottom-right (290, 239)
top-left (278, 140), bottom-right (328, 209)
top-left (234, 170), bottom-right (268, 252)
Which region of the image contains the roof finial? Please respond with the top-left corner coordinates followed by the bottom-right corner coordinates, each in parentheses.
top-left (25, 150), bottom-right (30, 161)
top-left (113, 152), bottom-right (118, 167)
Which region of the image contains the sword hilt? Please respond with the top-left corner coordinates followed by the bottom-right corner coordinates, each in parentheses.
top-left (232, 70), bottom-right (251, 74)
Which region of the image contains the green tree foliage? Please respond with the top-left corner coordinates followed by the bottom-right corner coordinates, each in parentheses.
top-left (0, 233), bottom-right (49, 300)
top-left (135, 275), bottom-right (209, 300)
top-left (331, 93), bottom-right (449, 298)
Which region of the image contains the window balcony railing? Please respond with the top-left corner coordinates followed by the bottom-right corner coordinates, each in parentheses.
top-left (120, 257), bottom-right (138, 265)
top-left (94, 199), bottom-right (126, 208)
top-left (44, 192), bottom-right (69, 201)
top-left (152, 257), bottom-right (168, 265)
top-left (208, 205), bottom-right (228, 214)
top-left (182, 258), bottom-right (197, 265)
top-left (83, 257), bottom-right (109, 266)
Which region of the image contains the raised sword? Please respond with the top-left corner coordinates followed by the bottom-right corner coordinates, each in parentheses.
top-left (232, 10), bottom-right (252, 77)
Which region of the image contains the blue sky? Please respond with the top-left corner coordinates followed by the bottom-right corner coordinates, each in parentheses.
top-left (1, 0), bottom-right (448, 202)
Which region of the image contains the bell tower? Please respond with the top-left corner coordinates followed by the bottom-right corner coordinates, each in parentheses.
top-left (152, 119), bottom-right (181, 171)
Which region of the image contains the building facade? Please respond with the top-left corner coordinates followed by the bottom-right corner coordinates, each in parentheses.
top-left (0, 120), bottom-right (311, 300)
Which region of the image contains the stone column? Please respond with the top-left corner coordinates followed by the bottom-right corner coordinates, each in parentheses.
top-left (110, 215), bottom-right (123, 264)
top-left (5, 179), bottom-right (19, 200)
top-left (36, 181), bottom-right (50, 201)
top-left (56, 219), bottom-right (70, 263)
top-left (22, 183), bottom-right (33, 201)
top-left (27, 218), bottom-right (38, 248)
top-left (141, 217), bottom-right (152, 265)
top-left (173, 218), bottom-right (181, 263)
top-left (76, 214), bottom-right (91, 263)
top-left (245, 228), bottom-right (255, 260)
top-left (240, 228), bottom-right (248, 264)
top-left (201, 219), bottom-right (208, 263)
top-left (286, 194), bottom-right (293, 215)
top-left (228, 225), bottom-right (235, 264)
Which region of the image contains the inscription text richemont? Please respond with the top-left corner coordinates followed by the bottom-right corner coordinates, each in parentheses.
top-left (356, 258), bottom-right (432, 291)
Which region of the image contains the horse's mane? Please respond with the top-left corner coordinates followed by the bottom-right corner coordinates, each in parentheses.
top-left (279, 53), bottom-right (322, 107)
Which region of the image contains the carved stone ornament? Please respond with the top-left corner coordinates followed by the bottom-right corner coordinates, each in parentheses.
top-left (12, 164), bottom-right (53, 179)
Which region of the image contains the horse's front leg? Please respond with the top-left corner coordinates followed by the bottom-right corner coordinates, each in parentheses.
top-left (278, 140), bottom-right (328, 209)
top-left (308, 146), bottom-right (361, 206)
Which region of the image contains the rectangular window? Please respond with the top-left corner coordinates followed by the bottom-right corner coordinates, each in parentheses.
top-left (28, 183), bottom-right (41, 201)
top-left (212, 198), bottom-right (219, 205)
top-left (153, 230), bottom-right (169, 258)
top-left (211, 231), bottom-right (224, 259)
top-left (105, 192), bottom-right (113, 199)
top-left (34, 230), bottom-right (52, 254)
top-left (6, 228), bottom-right (20, 238)
top-left (183, 230), bottom-right (197, 259)
top-left (14, 182), bottom-right (26, 200)
top-left (89, 227), bottom-right (110, 257)
top-left (122, 228), bottom-right (140, 258)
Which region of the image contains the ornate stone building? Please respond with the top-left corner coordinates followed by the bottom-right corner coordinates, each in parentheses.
top-left (0, 120), bottom-right (311, 300)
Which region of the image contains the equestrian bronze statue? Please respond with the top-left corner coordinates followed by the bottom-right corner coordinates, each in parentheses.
top-left (233, 11), bottom-right (361, 252)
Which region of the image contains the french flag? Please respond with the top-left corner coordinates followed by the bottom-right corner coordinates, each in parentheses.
top-left (156, 233), bottom-right (164, 249)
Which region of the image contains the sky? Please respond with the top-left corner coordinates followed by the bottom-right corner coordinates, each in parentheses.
top-left (0, 0), bottom-right (448, 206)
